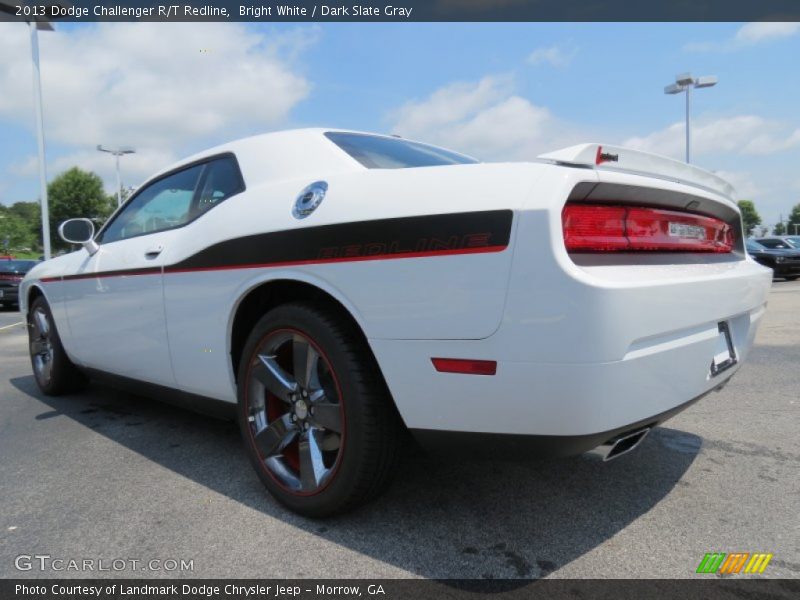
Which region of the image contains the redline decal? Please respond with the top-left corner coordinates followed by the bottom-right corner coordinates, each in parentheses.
top-left (51, 210), bottom-right (513, 282)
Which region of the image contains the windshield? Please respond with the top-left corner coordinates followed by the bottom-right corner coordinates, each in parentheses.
top-left (746, 240), bottom-right (764, 251)
top-left (0, 260), bottom-right (37, 272)
top-left (325, 132), bottom-right (478, 169)
top-left (783, 236), bottom-right (800, 248)
top-left (757, 239), bottom-right (792, 249)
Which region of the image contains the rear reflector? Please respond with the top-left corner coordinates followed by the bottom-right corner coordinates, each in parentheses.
top-left (562, 204), bottom-right (734, 253)
top-left (431, 358), bottom-right (497, 376)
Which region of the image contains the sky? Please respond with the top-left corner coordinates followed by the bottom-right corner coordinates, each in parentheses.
top-left (1, 21), bottom-right (799, 227)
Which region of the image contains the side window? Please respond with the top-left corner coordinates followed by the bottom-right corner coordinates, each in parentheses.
top-left (99, 165), bottom-right (204, 244)
top-left (192, 156), bottom-right (244, 219)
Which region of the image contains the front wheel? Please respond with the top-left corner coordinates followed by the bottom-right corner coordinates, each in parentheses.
top-left (28, 296), bottom-right (87, 395)
top-left (237, 302), bottom-right (402, 517)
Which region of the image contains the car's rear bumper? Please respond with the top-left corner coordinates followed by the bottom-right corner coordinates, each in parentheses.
top-left (409, 389), bottom-right (711, 458)
top-left (370, 250), bottom-right (771, 441)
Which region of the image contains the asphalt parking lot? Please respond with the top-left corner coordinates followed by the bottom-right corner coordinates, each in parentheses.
top-left (0, 282), bottom-right (798, 580)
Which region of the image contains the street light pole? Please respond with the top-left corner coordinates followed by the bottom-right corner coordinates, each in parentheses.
top-left (685, 83), bottom-right (691, 164)
top-left (664, 73), bottom-right (718, 164)
top-left (29, 20), bottom-right (52, 261)
top-left (97, 145), bottom-right (136, 207)
top-left (0, 1), bottom-right (65, 260)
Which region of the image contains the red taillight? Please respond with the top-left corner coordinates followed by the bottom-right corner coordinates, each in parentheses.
top-left (562, 204), bottom-right (733, 253)
top-left (431, 358), bottom-right (497, 376)
top-left (0, 274), bottom-right (23, 282)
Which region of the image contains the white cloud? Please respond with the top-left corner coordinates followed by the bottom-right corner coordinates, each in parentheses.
top-left (685, 22), bottom-right (800, 51)
top-left (527, 44), bottom-right (577, 68)
top-left (735, 22), bottom-right (800, 44)
top-left (11, 150), bottom-right (177, 194)
top-left (623, 116), bottom-right (800, 159)
top-left (712, 170), bottom-right (761, 199)
top-left (389, 75), bottom-right (585, 161)
top-left (0, 23), bottom-right (313, 185)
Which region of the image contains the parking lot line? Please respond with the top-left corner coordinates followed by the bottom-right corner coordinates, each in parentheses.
top-left (0, 322), bottom-right (23, 331)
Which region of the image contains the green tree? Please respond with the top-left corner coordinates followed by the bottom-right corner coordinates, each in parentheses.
top-left (47, 167), bottom-right (115, 251)
top-left (737, 200), bottom-right (761, 236)
top-left (788, 203), bottom-right (800, 236)
top-left (773, 221), bottom-right (787, 235)
top-left (7, 201), bottom-right (42, 250)
top-left (0, 211), bottom-right (35, 253)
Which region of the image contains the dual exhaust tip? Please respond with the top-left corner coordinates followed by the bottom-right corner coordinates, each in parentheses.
top-left (587, 427), bottom-right (651, 462)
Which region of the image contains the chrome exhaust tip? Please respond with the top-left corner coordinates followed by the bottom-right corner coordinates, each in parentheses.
top-left (587, 427), bottom-right (651, 462)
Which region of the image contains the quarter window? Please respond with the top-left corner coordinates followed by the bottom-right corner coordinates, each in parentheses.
top-left (98, 155), bottom-right (244, 244)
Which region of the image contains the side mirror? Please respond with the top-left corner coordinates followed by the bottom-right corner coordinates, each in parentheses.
top-left (58, 218), bottom-right (99, 256)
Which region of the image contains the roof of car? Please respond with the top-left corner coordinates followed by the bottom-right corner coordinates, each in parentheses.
top-left (146, 129), bottom-right (390, 187)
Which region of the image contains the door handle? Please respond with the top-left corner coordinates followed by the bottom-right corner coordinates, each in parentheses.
top-left (144, 245), bottom-right (164, 259)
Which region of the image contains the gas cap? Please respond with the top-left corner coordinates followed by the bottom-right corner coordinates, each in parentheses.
top-left (293, 181), bottom-right (328, 219)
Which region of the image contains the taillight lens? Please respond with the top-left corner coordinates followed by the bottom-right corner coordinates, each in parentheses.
top-left (562, 204), bottom-right (733, 253)
top-left (0, 274), bottom-right (23, 282)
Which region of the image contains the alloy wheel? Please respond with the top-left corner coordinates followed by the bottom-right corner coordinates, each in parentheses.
top-left (30, 307), bottom-right (54, 385)
top-left (244, 329), bottom-right (345, 495)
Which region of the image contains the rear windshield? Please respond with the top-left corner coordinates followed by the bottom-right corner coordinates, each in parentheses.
top-left (325, 132), bottom-right (478, 169)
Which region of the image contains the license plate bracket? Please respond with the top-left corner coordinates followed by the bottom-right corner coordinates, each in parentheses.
top-left (710, 321), bottom-right (737, 377)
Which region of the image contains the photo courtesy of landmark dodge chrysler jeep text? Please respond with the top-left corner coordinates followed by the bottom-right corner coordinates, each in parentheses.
top-left (20, 129), bottom-right (772, 516)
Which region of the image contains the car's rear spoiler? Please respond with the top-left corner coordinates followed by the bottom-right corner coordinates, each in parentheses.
top-left (538, 143), bottom-right (735, 200)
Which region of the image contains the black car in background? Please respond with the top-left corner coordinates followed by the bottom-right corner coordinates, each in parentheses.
top-left (0, 259), bottom-right (39, 309)
top-left (746, 239), bottom-right (800, 281)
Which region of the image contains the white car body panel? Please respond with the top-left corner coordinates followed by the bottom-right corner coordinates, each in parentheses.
top-left (59, 229), bottom-right (180, 386)
top-left (21, 128), bottom-right (772, 446)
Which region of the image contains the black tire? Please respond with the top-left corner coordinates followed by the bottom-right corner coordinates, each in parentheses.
top-left (785, 276), bottom-right (799, 281)
top-left (28, 296), bottom-right (88, 395)
top-left (237, 302), bottom-right (402, 517)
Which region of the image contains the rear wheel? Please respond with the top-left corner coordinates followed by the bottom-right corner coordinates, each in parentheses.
top-left (28, 296), bottom-right (87, 395)
top-left (237, 302), bottom-right (401, 517)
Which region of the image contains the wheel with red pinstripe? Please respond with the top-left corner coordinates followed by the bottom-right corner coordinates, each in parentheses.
top-left (237, 302), bottom-right (402, 517)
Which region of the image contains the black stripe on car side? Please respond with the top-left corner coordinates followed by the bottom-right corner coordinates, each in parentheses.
top-left (56, 210), bottom-right (513, 281)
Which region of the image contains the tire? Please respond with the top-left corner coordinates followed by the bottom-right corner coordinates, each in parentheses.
top-left (28, 296), bottom-right (88, 395)
top-left (785, 276), bottom-right (799, 281)
top-left (237, 302), bottom-right (402, 517)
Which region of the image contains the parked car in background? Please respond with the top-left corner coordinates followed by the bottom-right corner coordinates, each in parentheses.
top-left (746, 239), bottom-right (800, 280)
top-left (755, 236), bottom-right (800, 250)
top-left (19, 130), bottom-right (771, 516)
top-left (0, 258), bottom-right (40, 309)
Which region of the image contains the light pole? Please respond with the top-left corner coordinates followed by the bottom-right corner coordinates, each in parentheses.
top-left (664, 72), bottom-right (718, 164)
top-left (97, 145), bottom-right (136, 207)
top-left (0, 1), bottom-right (62, 260)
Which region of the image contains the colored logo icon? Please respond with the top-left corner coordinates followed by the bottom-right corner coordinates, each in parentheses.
top-left (696, 552), bottom-right (773, 574)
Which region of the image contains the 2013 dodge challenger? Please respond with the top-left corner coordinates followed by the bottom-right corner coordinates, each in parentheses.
top-left (20, 129), bottom-right (772, 516)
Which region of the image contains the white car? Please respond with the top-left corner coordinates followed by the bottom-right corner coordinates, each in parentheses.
top-left (21, 129), bottom-right (771, 516)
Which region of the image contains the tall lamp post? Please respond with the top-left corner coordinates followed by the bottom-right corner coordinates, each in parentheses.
top-left (0, 0), bottom-right (62, 260)
top-left (664, 72), bottom-right (718, 164)
top-left (97, 145), bottom-right (136, 207)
